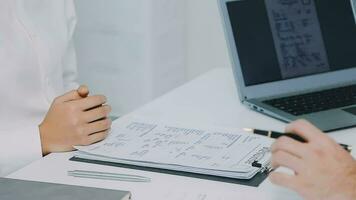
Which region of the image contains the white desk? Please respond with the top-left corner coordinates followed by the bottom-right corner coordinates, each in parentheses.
top-left (9, 68), bottom-right (356, 200)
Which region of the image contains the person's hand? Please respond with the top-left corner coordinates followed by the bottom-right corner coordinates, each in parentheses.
top-left (269, 119), bottom-right (356, 200)
top-left (77, 84), bottom-right (90, 98)
top-left (39, 85), bottom-right (112, 155)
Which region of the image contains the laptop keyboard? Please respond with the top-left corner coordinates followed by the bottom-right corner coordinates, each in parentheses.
top-left (263, 84), bottom-right (356, 116)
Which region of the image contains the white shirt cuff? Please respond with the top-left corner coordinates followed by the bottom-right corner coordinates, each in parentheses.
top-left (0, 126), bottom-right (42, 176)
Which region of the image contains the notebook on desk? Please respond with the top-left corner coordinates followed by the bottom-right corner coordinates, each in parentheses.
top-left (71, 116), bottom-right (273, 187)
top-left (0, 178), bottom-right (131, 200)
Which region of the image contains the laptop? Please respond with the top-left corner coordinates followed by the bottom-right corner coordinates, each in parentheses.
top-left (218, 0), bottom-right (356, 131)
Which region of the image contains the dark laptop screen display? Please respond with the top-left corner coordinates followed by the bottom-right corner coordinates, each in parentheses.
top-left (227, 0), bottom-right (356, 86)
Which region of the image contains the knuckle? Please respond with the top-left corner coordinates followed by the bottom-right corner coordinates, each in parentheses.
top-left (295, 119), bottom-right (308, 125)
top-left (104, 106), bottom-right (111, 114)
top-left (100, 108), bottom-right (107, 116)
top-left (101, 120), bottom-right (109, 127)
top-left (278, 136), bottom-right (290, 144)
top-left (94, 95), bottom-right (106, 104)
top-left (324, 137), bottom-right (336, 146)
top-left (100, 132), bottom-right (108, 140)
top-left (102, 131), bottom-right (109, 139)
top-left (310, 144), bottom-right (325, 157)
top-left (286, 119), bottom-right (310, 133)
top-left (291, 119), bottom-right (308, 128)
top-left (316, 134), bottom-right (332, 145)
top-left (103, 119), bottom-right (112, 128)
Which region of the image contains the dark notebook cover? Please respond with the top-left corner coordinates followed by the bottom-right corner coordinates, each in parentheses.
top-left (0, 178), bottom-right (131, 200)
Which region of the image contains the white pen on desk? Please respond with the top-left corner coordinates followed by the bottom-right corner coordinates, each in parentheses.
top-left (68, 170), bottom-right (151, 183)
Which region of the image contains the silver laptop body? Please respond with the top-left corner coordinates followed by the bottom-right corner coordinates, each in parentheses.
top-left (219, 0), bottom-right (356, 131)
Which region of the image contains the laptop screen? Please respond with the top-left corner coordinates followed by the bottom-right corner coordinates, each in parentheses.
top-left (227, 0), bottom-right (356, 86)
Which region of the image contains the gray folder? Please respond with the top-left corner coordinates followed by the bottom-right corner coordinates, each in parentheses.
top-left (0, 178), bottom-right (131, 200)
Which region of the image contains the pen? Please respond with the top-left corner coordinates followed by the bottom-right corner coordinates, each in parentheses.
top-left (243, 128), bottom-right (352, 153)
top-left (68, 170), bottom-right (151, 182)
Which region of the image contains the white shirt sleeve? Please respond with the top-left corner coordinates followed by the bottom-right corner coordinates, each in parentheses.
top-left (62, 0), bottom-right (79, 91)
top-left (0, 0), bottom-right (79, 177)
top-left (0, 126), bottom-right (42, 177)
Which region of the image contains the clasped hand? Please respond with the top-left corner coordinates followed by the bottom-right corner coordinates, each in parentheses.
top-left (39, 85), bottom-right (112, 155)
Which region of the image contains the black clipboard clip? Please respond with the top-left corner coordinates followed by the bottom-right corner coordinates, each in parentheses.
top-left (252, 161), bottom-right (274, 174)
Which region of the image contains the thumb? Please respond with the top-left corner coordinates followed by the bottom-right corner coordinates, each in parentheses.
top-left (77, 85), bottom-right (89, 98)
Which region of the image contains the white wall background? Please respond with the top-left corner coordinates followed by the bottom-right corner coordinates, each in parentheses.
top-left (185, 0), bottom-right (230, 80)
top-left (74, 0), bottom-right (231, 116)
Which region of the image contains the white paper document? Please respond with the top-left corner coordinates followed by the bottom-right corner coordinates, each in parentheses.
top-left (75, 116), bottom-right (273, 179)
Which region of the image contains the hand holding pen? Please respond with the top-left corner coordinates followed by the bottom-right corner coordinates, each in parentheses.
top-left (248, 120), bottom-right (356, 200)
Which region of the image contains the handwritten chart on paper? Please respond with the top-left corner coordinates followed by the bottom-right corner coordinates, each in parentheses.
top-left (265, 0), bottom-right (330, 79)
top-left (76, 117), bottom-right (272, 177)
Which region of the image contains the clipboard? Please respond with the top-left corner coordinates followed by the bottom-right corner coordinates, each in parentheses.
top-left (70, 156), bottom-right (270, 187)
